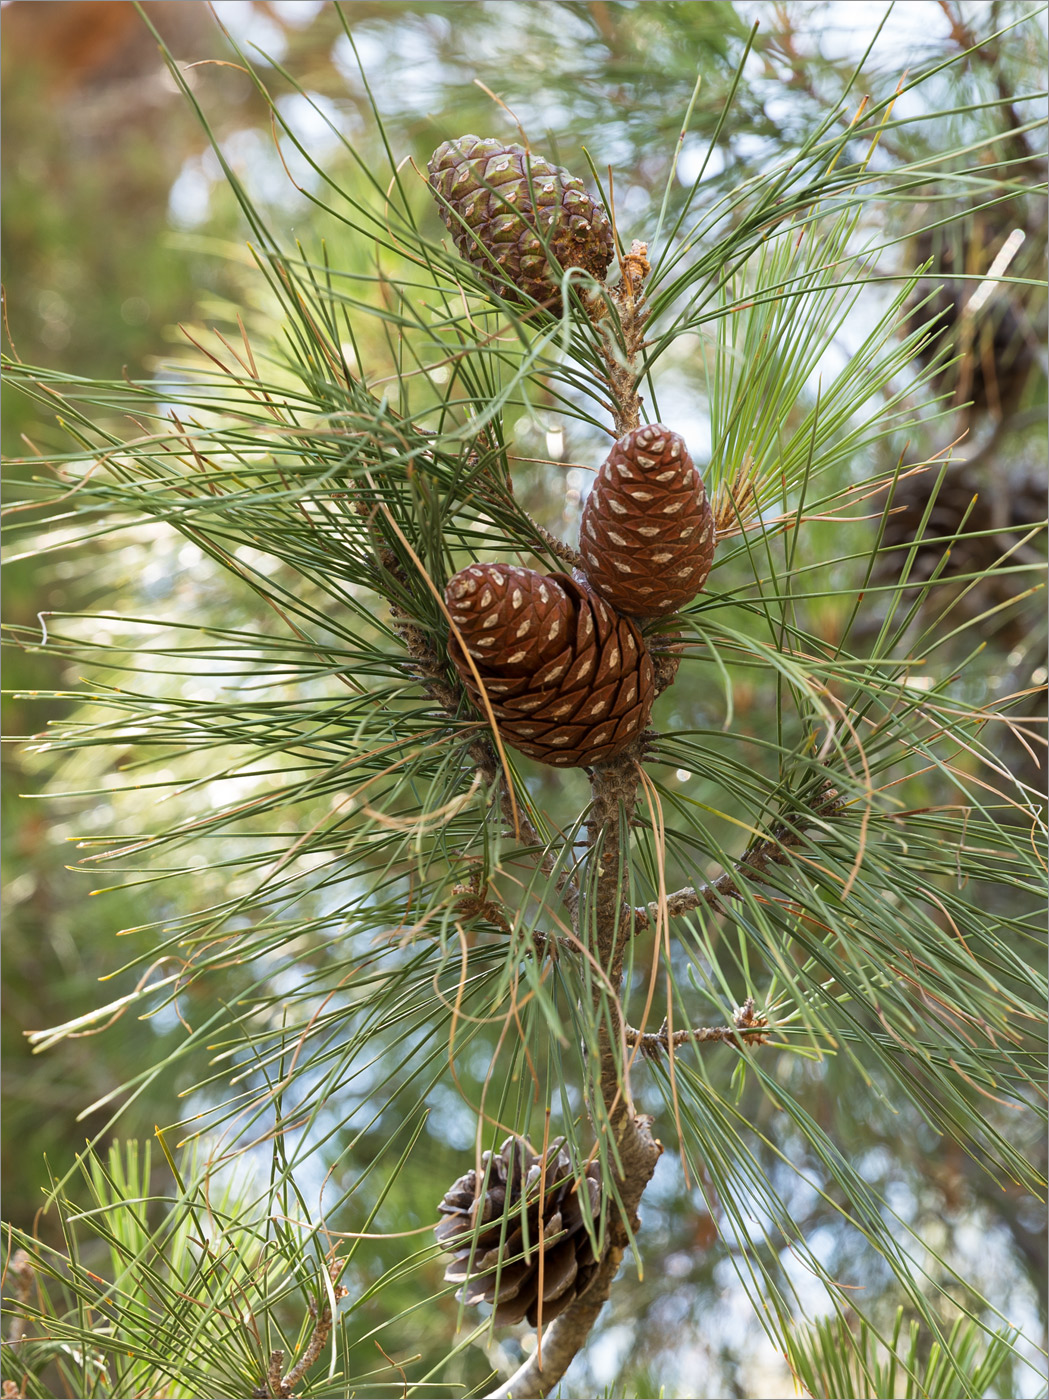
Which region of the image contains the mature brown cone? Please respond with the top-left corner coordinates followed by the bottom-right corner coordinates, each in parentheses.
top-left (435, 1136), bottom-right (602, 1327)
top-left (579, 424), bottom-right (716, 616)
top-left (909, 278), bottom-right (1036, 418)
top-left (427, 135), bottom-right (615, 317)
top-left (876, 463), bottom-right (1046, 648)
top-left (905, 220), bottom-right (1037, 420)
top-left (445, 562), bottom-right (654, 767)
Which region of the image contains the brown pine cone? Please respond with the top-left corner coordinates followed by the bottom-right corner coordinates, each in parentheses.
top-left (427, 135), bottom-right (615, 318)
top-left (875, 462), bottom-right (1047, 649)
top-left (910, 278), bottom-right (1035, 418)
top-left (905, 217), bottom-right (1038, 421)
top-left (435, 1135), bottom-right (602, 1327)
top-left (579, 424), bottom-right (716, 616)
top-left (445, 562), bottom-right (654, 767)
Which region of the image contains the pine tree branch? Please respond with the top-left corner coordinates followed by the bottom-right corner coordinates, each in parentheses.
top-left (529, 521), bottom-right (587, 572)
top-left (625, 996), bottom-right (772, 1057)
top-left (258, 1351), bottom-right (285, 1400)
top-left (453, 880), bottom-right (567, 959)
top-left (252, 1264), bottom-right (347, 1399)
top-left (594, 241), bottom-right (652, 437)
top-left (632, 782), bottom-right (844, 931)
top-left (648, 637), bottom-right (684, 696)
top-left (586, 750), bottom-right (650, 1132)
top-left (4, 1250), bottom-right (33, 1349)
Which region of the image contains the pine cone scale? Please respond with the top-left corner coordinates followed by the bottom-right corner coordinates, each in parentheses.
top-left (539, 1238), bottom-right (580, 1300)
top-left (532, 646), bottom-right (575, 689)
top-left (499, 688), bottom-right (560, 715)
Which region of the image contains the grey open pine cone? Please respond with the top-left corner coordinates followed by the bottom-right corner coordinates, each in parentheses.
top-left (435, 1135), bottom-right (602, 1327)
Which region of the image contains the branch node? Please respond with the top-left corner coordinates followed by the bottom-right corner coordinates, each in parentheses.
top-left (255, 1261), bottom-right (347, 1398)
top-left (625, 997), bottom-right (771, 1059)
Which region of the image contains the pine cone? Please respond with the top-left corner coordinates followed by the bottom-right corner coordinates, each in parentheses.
top-left (876, 463), bottom-right (1046, 649)
top-left (905, 219), bottom-right (1037, 420)
top-left (910, 278), bottom-right (1034, 418)
top-left (435, 1136), bottom-right (602, 1327)
top-left (445, 562), bottom-right (654, 767)
top-left (427, 135), bottom-right (615, 317)
top-left (579, 424), bottom-right (715, 616)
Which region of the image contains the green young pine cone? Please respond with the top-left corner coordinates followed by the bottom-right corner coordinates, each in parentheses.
top-left (427, 135), bottom-right (615, 316)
